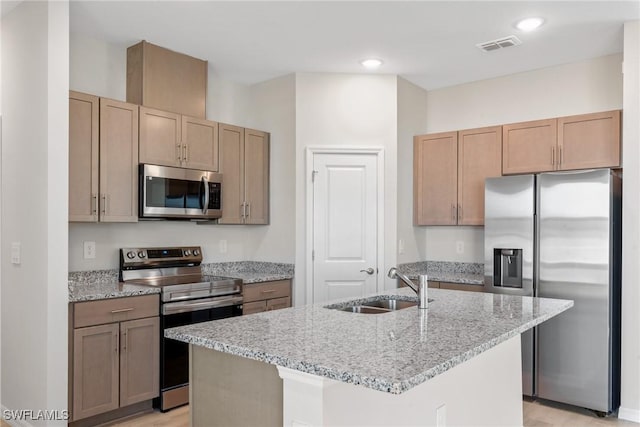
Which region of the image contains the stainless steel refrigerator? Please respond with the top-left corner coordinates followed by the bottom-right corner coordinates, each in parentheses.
top-left (484, 169), bottom-right (621, 414)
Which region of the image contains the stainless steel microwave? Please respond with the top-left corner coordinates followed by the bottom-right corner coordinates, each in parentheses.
top-left (139, 164), bottom-right (222, 220)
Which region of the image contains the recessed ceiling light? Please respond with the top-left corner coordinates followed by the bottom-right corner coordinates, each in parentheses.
top-left (360, 58), bottom-right (383, 69)
top-left (515, 17), bottom-right (545, 32)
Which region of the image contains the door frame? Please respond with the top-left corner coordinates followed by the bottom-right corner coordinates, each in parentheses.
top-left (305, 146), bottom-right (385, 305)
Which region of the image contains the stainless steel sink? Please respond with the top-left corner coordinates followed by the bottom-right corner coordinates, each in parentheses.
top-left (327, 296), bottom-right (432, 314)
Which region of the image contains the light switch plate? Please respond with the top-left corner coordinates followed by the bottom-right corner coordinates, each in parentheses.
top-left (83, 241), bottom-right (96, 259)
top-left (436, 404), bottom-right (446, 426)
top-left (456, 241), bottom-right (464, 255)
top-left (11, 242), bottom-right (21, 265)
top-left (398, 239), bottom-right (405, 254)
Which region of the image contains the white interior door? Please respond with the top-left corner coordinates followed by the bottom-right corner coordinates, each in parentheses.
top-left (312, 152), bottom-right (378, 303)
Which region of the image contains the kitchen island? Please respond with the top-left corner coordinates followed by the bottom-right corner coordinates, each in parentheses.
top-left (166, 288), bottom-right (572, 426)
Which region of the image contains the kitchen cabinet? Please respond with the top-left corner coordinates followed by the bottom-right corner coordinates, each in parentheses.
top-left (127, 40), bottom-right (207, 119)
top-left (138, 106), bottom-right (219, 171)
top-left (502, 110), bottom-right (620, 174)
top-left (70, 295), bottom-right (159, 421)
top-left (219, 124), bottom-right (270, 224)
top-left (242, 280), bottom-right (291, 315)
top-left (69, 92), bottom-right (139, 222)
top-left (439, 282), bottom-right (484, 292)
top-left (414, 126), bottom-right (502, 225)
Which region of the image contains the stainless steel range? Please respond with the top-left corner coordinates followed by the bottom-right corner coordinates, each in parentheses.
top-left (119, 246), bottom-right (243, 411)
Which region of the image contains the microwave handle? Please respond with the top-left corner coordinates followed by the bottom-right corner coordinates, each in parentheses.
top-left (202, 176), bottom-right (210, 215)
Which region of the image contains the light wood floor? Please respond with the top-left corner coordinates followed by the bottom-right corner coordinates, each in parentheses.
top-left (101, 400), bottom-right (636, 427)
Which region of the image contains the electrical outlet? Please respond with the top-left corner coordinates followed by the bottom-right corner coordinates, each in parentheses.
top-left (398, 239), bottom-right (405, 254)
top-left (456, 241), bottom-right (464, 254)
top-left (83, 241), bottom-right (96, 259)
top-left (219, 240), bottom-right (228, 253)
top-left (11, 242), bottom-right (21, 265)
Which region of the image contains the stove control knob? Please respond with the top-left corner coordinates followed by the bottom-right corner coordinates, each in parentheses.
top-left (137, 251), bottom-right (146, 258)
top-left (184, 249), bottom-right (192, 256)
top-left (193, 249), bottom-right (200, 256)
top-left (126, 251), bottom-right (136, 259)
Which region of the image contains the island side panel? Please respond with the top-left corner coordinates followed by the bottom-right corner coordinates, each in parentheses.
top-left (278, 335), bottom-right (523, 426)
top-left (190, 346), bottom-right (283, 427)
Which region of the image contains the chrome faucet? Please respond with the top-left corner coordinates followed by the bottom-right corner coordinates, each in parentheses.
top-left (388, 267), bottom-right (429, 309)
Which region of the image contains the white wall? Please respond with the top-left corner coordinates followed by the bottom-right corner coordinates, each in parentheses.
top-left (620, 20), bottom-right (640, 423)
top-left (244, 74), bottom-right (296, 262)
top-left (396, 77), bottom-right (428, 263)
top-left (68, 34), bottom-right (292, 271)
top-left (2, 1), bottom-right (69, 424)
top-left (294, 73), bottom-right (398, 305)
top-left (414, 54), bottom-right (624, 263)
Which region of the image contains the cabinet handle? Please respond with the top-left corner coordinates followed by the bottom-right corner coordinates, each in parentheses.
top-left (176, 144), bottom-right (182, 162)
top-left (183, 144), bottom-right (188, 163)
top-left (113, 332), bottom-right (118, 354)
top-left (246, 202), bottom-right (251, 219)
top-left (122, 331), bottom-right (127, 352)
top-left (261, 289), bottom-right (276, 294)
top-left (451, 204), bottom-right (455, 221)
top-left (551, 147), bottom-right (555, 167)
top-left (559, 146), bottom-right (563, 167)
top-left (458, 204), bottom-right (462, 220)
top-left (241, 202), bottom-right (246, 219)
top-left (110, 308), bottom-right (133, 314)
top-left (92, 194), bottom-right (98, 215)
top-left (101, 195), bottom-right (107, 215)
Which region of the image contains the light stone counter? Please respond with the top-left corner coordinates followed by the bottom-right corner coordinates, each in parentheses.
top-left (68, 270), bottom-right (160, 302)
top-left (166, 287), bottom-right (572, 395)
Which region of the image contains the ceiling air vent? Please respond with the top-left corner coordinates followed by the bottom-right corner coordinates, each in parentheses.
top-left (476, 35), bottom-right (522, 52)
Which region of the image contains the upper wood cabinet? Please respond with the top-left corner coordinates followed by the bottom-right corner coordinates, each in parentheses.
top-left (139, 106), bottom-right (219, 171)
top-left (558, 110), bottom-right (620, 170)
top-left (458, 126), bottom-right (503, 225)
top-left (502, 119), bottom-right (557, 175)
top-left (218, 124), bottom-right (270, 225)
top-left (414, 131), bottom-right (458, 225)
top-left (69, 92), bottom-right (138, 223)
top-left (502, 110), bottom-right (620, 174)
top-left (127, 40), bottom-right (207, 119)
top-left (414, 126), bottom-right (502, 226)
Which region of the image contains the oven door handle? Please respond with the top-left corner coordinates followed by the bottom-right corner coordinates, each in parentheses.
top-left (202, 176), bottom-right (210, 215)
top-left (163, 295), bottom-right (243, 315)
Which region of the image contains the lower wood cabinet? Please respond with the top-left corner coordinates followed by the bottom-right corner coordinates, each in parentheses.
top-left (406, 280), bottom-right (484, 292)
top-left (242, 280), bottom-right (291, 315)
top-left (70, 295), bottom-right (159, 422)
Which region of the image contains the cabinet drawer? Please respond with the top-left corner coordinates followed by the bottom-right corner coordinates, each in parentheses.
top-left (243, 280), bottom-right (290, 303)
top-left (243, 300), bottom-right (267, 315)
top-left (74, 294), bottom-right (159, 328)
top-left (266, 297), bottom-right (290, 311)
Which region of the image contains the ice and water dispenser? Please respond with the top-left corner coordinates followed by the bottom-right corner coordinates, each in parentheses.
top-left (493, 248), bottom-right (523, 288)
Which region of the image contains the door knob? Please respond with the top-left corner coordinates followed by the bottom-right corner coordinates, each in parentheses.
top-left (360, 267), bottom-right (375, 275)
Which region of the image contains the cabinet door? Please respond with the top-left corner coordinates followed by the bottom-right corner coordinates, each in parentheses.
top-left (243, 300), bottom-right (267, 315)
top-left (439, 282), bottom-right (484, 292)
top-left (69, 91), bottom-right (99, 222)
top-left (458, 126), bottom-right (502, 225)
top-left (139, 107), bottom-right (181, 167)
top-left (120, 317), bottom-right (160, 407)
top-left (502, 119), bottom-right (557, 175)
top-left (558, 110), bottom-right (620, 170)
top-left (100, 99), bottom-right (139, 222)
top-left (266, 297), bottom-right (291, 311)
top-left (218, 124), bottom-right (245, 224)
top-left (73, 323), bottom-right (120, 421)
top-left (414, 132), bottom-right (458, 225)
top-left (244, 129), bottom-right (270, 224)
top-left (182, 116), bottom-right (219, 171)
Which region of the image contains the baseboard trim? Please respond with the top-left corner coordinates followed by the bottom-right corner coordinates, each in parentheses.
top-left (1, 404), bottom-right (35, 427)
top-left (618, 407), bottom-right (640, 423)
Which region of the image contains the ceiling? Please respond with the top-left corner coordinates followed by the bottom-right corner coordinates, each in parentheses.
top-left (69, 1), bottom-right (640, 91)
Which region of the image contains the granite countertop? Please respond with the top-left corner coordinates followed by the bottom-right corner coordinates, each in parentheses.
top-left (166, 288), bottom-right (572, 395)
top-left (398, 261), bottom-right (485, 285)
top-left (203, 261), bottom-right (294, 284)
top-left (69, 279), bottom-right (160, 302)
